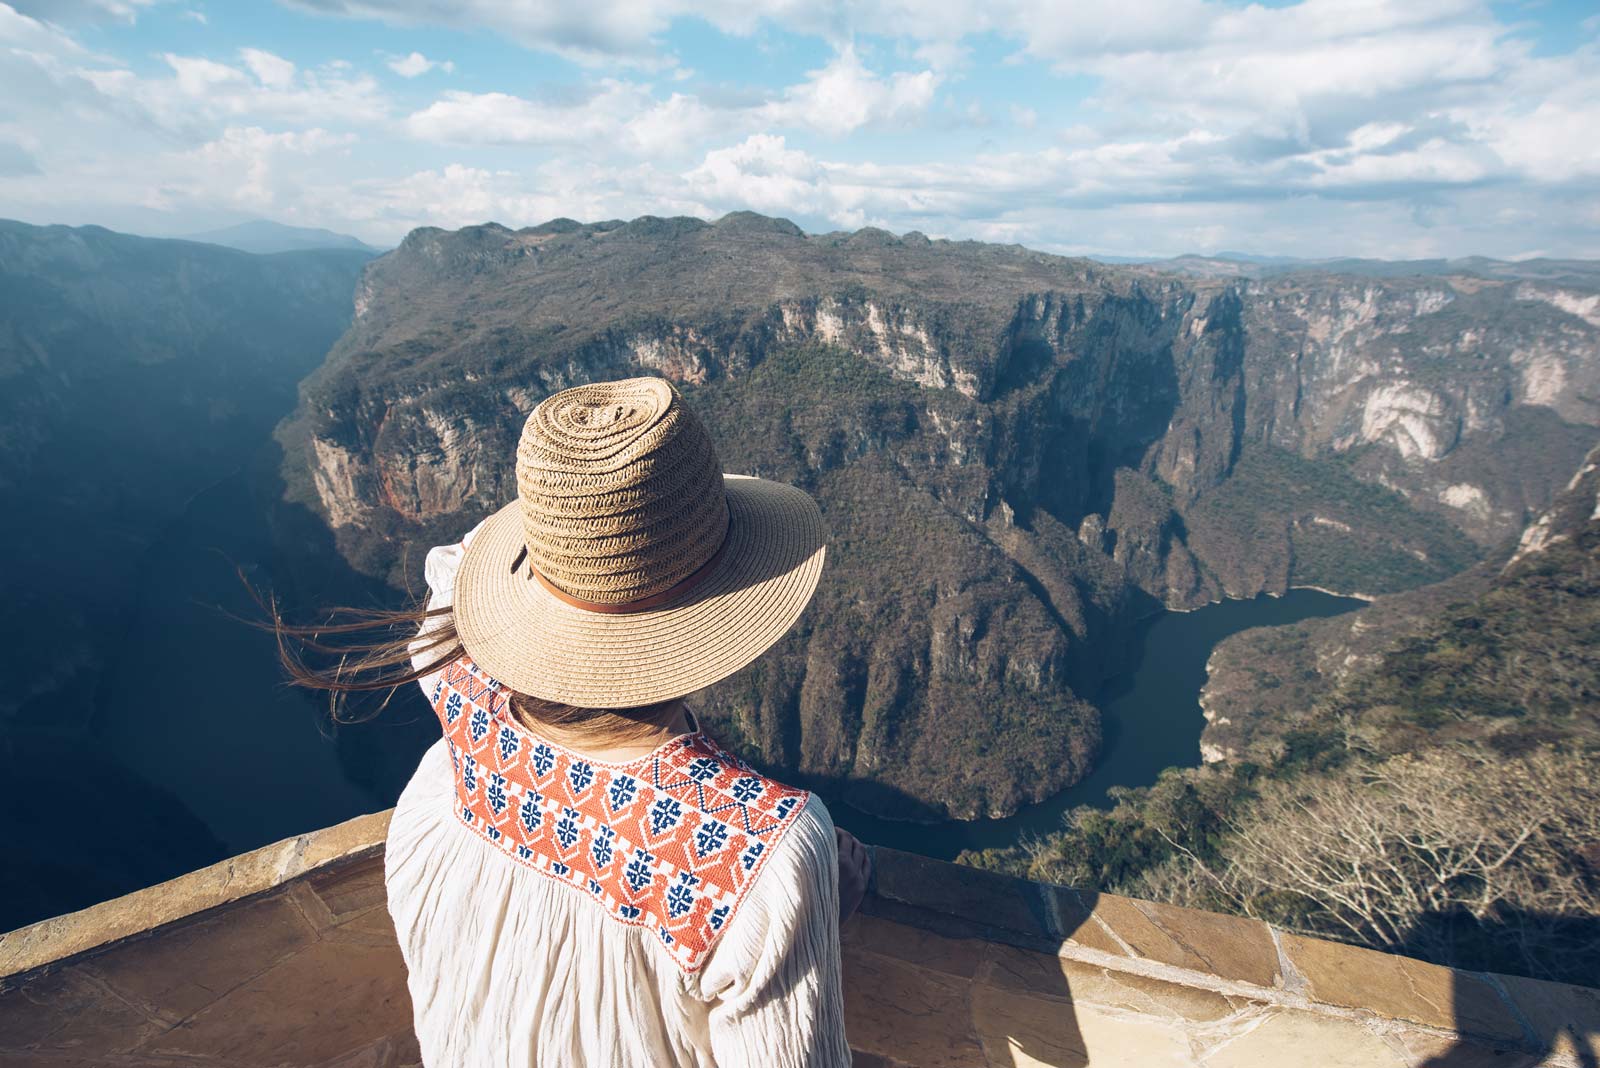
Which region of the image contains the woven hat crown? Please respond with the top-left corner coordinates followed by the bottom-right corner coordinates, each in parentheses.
top-left (515, 377), bottom-right (729, 605)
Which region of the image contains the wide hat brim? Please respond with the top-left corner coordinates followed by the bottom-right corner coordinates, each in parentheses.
top-left (453, 475), bottom-right (826, 708)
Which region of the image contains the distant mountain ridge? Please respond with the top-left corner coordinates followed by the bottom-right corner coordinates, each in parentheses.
top-left (1115, 250), bottom-right (1600, 285)
top-left (180, 219), bottom-right (380, 256)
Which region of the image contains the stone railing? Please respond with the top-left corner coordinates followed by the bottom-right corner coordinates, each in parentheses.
top-left (1, 811), bottom-right (1596, 1066)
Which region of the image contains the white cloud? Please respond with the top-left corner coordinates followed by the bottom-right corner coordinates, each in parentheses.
top-left (386, 50), bottom-right (452, 77)
top-left (7, 0), bottom-right (156, 23)
top-left (69, 48), bottom-right (390, 136)
top-left (179, 125), bottom-right (355, 210)
top-left (240, 48), bottom-right (296, 90)
top-left (282, 0), bottom-right (682, 66)
top-left (686, 134), bottom-right (834, 218)
top-left (403, 45), bottom-right (937, 151)
top-left (760, 45), bottom-right (938, 136)
top-left (405, 83), bottom-right (723, 157)
top-left (1, 2), bottom-right (90, 50)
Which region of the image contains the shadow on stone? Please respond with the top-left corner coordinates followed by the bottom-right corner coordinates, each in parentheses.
top-left (849, 847), bottom-right (1089, 1067)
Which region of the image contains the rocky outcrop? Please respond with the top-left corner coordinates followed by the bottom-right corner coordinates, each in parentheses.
top-left (278, 214), bottom-right (1600, 820)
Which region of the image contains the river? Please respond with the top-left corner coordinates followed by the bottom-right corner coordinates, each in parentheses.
top-left (95, 465), bottom-right (1364, 865)
top-left (830, 587), bottom-right (1365, 859)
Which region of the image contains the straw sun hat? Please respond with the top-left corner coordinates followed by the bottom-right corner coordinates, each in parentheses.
top-left (453, 376), bottom-right (827, 708)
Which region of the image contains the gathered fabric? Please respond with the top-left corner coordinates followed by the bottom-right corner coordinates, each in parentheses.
top-left (384, 529), bottom-right (851, 1067)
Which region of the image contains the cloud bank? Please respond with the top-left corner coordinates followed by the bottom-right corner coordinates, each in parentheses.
top-left (1, 0), bottom-right (1596, 258)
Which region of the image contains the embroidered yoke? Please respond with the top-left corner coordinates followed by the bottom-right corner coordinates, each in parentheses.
top-left (429, 654), bottom-right (810, 973)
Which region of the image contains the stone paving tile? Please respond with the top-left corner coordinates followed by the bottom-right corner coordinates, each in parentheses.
top-left (324, 1030), bottom-right (424, 1068)
top-left (1281, 933), bottom-right (1523, 1042)
top-left (305, 854), bottom-right (389, 924)
top-left (0, 964), bottom-right (165, 1056)
top-left (1095, 897), bottom-right (1279, 989)
top-left (137, 939), bottom-right (412, 1067)
top-left (298, 813), bottom-right (390, 870)
top-left (843, 914), bottom-right (988, 980)
top-left (978, 944), bottom-right (1245, 1025)
top-left (83, 891), bottom-right (317, 1024)
top-left (870, 849), bottom-right (1052, 947)
top-left (976, 993), bottom-right (1196, 1068)
top-left (1389, 1027), bottom-right (1547, 1067)
top-left (322, 901), bottom-right (405, 949)
top-left (1035, 885), bottom-right (1129, 959)
top-left (969, 978), bottom-right (1091, 1068)
top-left (842, 941), bottom-right (987, 1068)
top-left (1197, 1009), bottom-right (1408, 1068)
top-left (1495, 973), bottom-right (1600, 1064)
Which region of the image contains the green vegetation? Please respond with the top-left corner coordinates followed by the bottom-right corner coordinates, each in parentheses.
top-left (1185, 445), bottom-right (1482, 595)
top-left (972, 456), bottom-right (1600, 985)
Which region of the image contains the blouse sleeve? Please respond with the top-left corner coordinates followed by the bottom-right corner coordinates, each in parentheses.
top-left (696, 795), bottom-right (852, 1068)
top-left (409, 518), bottom-right (489, 695)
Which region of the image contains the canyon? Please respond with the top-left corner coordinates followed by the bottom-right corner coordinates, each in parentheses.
top-left (279, 212), bottom-right (1600, 821)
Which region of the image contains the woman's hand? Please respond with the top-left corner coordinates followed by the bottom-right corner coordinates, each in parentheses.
top-left (835, 827), bottom-right (871, 925)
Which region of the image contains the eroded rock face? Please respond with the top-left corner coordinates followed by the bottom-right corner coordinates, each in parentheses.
top-left (278, 215), bottom-right (1600, 820)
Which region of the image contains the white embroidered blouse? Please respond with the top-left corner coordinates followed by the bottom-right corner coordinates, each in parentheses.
top-left (384, 528), bottom-right (852, 1067)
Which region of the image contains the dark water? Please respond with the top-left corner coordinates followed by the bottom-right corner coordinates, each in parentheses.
top-left (95, 467), bottom-right (1363, 867)
top-left (830, 588), bottom-right (1366, 860)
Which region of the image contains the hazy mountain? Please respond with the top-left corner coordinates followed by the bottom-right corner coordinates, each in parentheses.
top-left (1134, 252), bottom-right (1600, 285)
top-left (181, 219), bottom-right (380, 255)
top-left (0, 219), bottom-right (371, 925)
top-left (275, 211), bottom-right (1600, 821)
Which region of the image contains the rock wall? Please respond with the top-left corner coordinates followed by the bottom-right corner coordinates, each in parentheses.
top-left (4, 812), bottom-right (1596, 1067)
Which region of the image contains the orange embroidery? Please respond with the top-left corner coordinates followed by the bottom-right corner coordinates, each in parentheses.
top-left (430, 655), bottom-right (810, 973)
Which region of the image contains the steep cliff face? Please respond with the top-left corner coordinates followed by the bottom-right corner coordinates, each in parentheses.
top-left (280, 213), bottom-right (1600, 819)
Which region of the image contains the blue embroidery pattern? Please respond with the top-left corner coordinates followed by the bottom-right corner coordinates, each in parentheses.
top-left (607, 773), bottom-right (638, 812)
top-left (497, 725), bottom-right (520, 763)
top-left (648, 797), bottom-right (683, 836)
top-left (694, 818), bottom-right (729, 857)
top-left (530, 742), bottom-right (555, 778)
top-left (519, 790), bottom-right (543, 832)
top-left (569, 761), bottom-right (595, 794)
top-left (625, 850), bottom-right (655, 893)
top-left (555, 807), bottom-right (582, 851)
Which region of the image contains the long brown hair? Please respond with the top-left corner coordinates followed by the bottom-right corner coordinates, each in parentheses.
top-left (264, 590), bottom-right (684, 746)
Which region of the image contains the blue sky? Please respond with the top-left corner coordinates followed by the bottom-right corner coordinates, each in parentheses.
top-left (2, 0), bottom-right (1598, 258)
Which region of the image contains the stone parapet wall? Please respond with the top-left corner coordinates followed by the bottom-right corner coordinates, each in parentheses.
top-left (0, 812), bottom-right (414, 1068)
top-left (1, 812), bottom-right (1596, 1067)
top-left (852, 850), bottom-right (1600, 1067)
